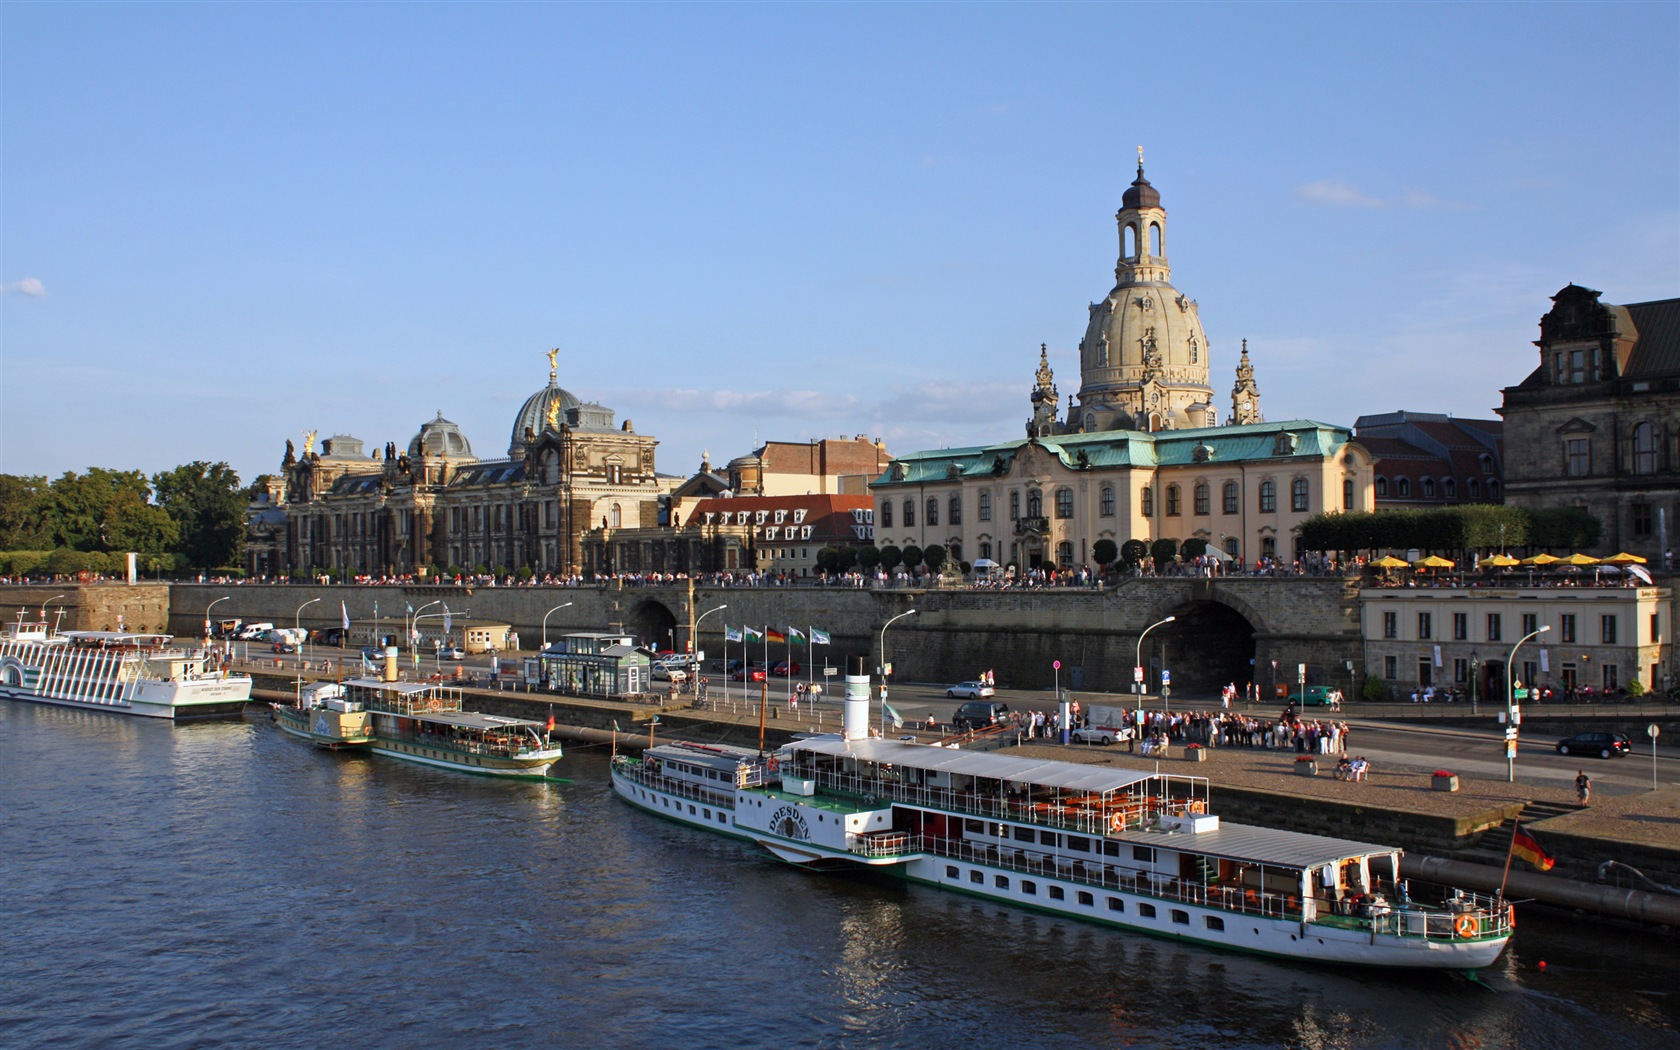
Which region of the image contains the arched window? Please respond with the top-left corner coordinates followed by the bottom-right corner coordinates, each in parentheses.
top-left (1123, 223), bottom-right (1138, 259)
top-left (926, 498), bottom-right (938, 527)
top-left (1193, 482), bottom-right (1210, 515)
top-left (979, 541), bottom-right (992, 560)
top-left (1141, 486), bottom-right (1154, 517)
top-left (1057, 541), bottom-right (1074, 566)
top-left (1149, 222), bottom-right (1162, 256)
top-left (949, 495), bottom-right (962, 525)
top-left (1165, 484), bottom-right (1181, 516)
top-left (1291, 477), bottom-right (1310, 512)
top-left (1100, 486), bottom-right (1115, 517)
top-left (1259, 480), bottom-right (1276, 513)
top-left (903, 500), bottom-right (915, 527)
top-left (1224, 537), bottom-right (1240, 560)
top-left (978, 492), bottom-right (992, 521)
top-left (1009, 491), bottom-right (1021, 520)
top-left (1055, 488), bottom-right (1074, 518)
top-left (1026, 490), bottom-right (1043, 518)
top-left (1397, 478), bottom-right (1411, 498)
top-left (609, 503), bottom-right (622, 528)
top-left (1443, 478), bottom-right (1456, 499)
top-left (1633, 422), bottom-right (1657, 474)
top-left (1375, 477), bottom-right (1389, 497)
top-left (1223, 481), bottom-right (1239, 514)
top-left (1084, 414), bottom-right (1097, 431)
top-left (1422, 478), bottom-right (1436, 499)
top-left (1488, 479), bottom-right (1501, 499)
top-left (881, 501), bottom-right (893, 528)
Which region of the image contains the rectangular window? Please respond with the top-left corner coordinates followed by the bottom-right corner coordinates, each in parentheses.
top-left (1049, 886), bottom-right (1065, 900)
top-left (1418, 657), bottom-right (1433, 686)
top-left (1021, 881), bottom-right (1037, 895)
top-left (1099, 488), bottom-right (1115, 517)
top-left (1453, 657), bottom-right (1468, 684)
top-left (1560, 614), bottom-right (1577, 644)
top-left (1487, 613), bottom-right (1502, 643)
top-left (1417, 612), bottom-right (1432, 640)
top-left (978, 493), bottom-right (991, 522)
top-left (1171, 909), bottom-right (1190, 925)
top-left (1565, 438), bottom-right (1590, 476)
top-left (1651, 613), bottom-right (1660, 643)
top-left (1601, 615), bottom-right (1617, 644)
top-left (1223, 484), bottom-right (1239, 515)
top-left (1166, 487), bottom-right (1181, 516)
top-left (994, 875), bottom-right (1009, 889)
top-left (1633, 502), bottom-right (1653, 537)
top-left (1194, 486), bottom-right (1209, 515)
top-left (1522, 613), bottom-right (1538, 636)
top-left (969, 870), bottom-right (983, 884)
top-left (1453, 612), bottom-right (1468, 641)
top-left (1382, 611), bottom-right (1397, 639)
top-left (1603, 664), bottom-right (1619, 691)
top-left (1077, 891), bottom-right (1094, 906)
top-left (1013, 826), bottom-right (1035, 842)
top-left (1131, 846), bottom-right (1155, 863)
top-left (1009, 491), bottom-right (1020, 521)
top-left (1384, 655), bottom-right (1397, 680)
top-left (1205, 916), bottom-right (1226, 932)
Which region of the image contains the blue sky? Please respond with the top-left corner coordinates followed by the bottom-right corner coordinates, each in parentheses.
top-left (3, 2), bottom-right (1676, 489)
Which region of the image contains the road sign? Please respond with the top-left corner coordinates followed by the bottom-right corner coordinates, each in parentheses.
top-left (1133, 666), bottom-right (1144, 683)
top-left (1505, 727), bottom-right (1518, 740)
top-left (1053, 660), bottom-right (1061, 670)
top-left (1161, 669), bottom-right (1171, 685)
top-left (1513, 688), bottom-right (1528, 699)
top-left (1650, 723), bottom-right (1661, 739)
top-left (823, 666), bottom-right (837, 677)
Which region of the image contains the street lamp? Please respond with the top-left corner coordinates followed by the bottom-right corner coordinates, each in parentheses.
top-left (295, 597), bottom-right (322, 706)
top-left (41, 593), bottom-right (69, 636)
top-left (880, 608), bottom-right (918, 731)
top-left (410, 600), bottom-right (442, 655)
top-left (1468, 650), bottom-right (1479, 716)
top-left (1134, 615), bottom-right (1177, 713)
top-left (205, 595), bottom-right (232, 654)
top-left (542, 602), bottom-right (575, 649)
top-left (692, 603), bottom-right (728, 670)
top-left (1506, 625), bottom-right (1551, 782)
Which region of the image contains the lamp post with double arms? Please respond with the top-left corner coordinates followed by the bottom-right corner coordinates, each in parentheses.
top-left (879, 608), bottom-right (918, 732)
top-left (1506, 625), bottom-right (1551, 782)
top-left (295, 597), bottom-right (322, 706)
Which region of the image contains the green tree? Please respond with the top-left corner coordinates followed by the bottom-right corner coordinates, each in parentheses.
top-left (855, 545), bottom-right (882, 571)
top-left (901, 545), bottom-right (924, 572)
top-left (1091, 539), bottom-right (1119, 567)
top-left (923, 544), bottom-right (947, 572)
top-left (1149, 538), bottom-right (1178, 569)
top-left (1120, 539), bottom-right (1149, 566)
top-left (0, 475), bottom-right (51, 549)
top-left (43, 468), bottom-right (177, 553)
top-left (153, 461), bottom-right (247, 568)
top-left (878, 545), bottom-right (903, 574)
top-left (1180, 537), bottom-right (1209, 559)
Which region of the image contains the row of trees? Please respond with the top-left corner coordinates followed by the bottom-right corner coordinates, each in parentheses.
top-left (0, 463), bottom-right (263, 574)
top-left (1295, 505), bottom-right (1602, 559)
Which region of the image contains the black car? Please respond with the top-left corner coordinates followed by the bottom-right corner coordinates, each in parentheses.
top-left (1555, 731), bottom-right (1632, 758)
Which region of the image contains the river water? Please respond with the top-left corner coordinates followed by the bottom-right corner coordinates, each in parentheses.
top-left (1, 701), bottom-right (1674, 1050)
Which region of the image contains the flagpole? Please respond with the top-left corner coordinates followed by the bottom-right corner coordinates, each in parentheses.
top-left (807, 625), bottom-right (815, 699)
top-left (1498, 818), bottom-right (1520, 900)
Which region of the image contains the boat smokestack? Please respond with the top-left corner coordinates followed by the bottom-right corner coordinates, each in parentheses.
top-left (843, 654), bottom-right (871, 742)
top-left (383, 646), bottom-right (398, 683)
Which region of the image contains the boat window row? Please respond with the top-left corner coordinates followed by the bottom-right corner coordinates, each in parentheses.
top-left (633, 786), bottom-right (732, 826)
top-left (942, 863), bottom-right (1231, 932)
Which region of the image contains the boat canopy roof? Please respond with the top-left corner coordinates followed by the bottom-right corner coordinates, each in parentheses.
top-left (793, 737), bottom-right (1179, 796)
top-left (415, 710), bottom-right (545, 732)
top-left (64, 631), bottom-right (174, 645)
top-left (1115, 821), bottom-right (1400, 871)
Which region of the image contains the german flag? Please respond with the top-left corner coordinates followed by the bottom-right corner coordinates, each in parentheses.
top-left (766, 629), bottom-right (786, 644)
top-left (1511, 824), bottom-right (1555, 872)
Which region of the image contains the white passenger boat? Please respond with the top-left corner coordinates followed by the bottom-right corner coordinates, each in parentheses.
top-left (273, 678), bottom-right (564, 779)
top-left (610, 686), bottom-right (1513, 970)
top-left (0, 616), bottom-right (251, 719)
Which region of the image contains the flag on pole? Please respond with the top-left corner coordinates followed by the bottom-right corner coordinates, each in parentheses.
top-left (341, 601), bottom-right (350, 630)
top-left (766, 628), bottom-right (786, 644)
top-left (443, 608), bottom-right (453, 635)
top-left (810, 627), bottom-right (831, 646)
top-left (744, 625), bottom-right (764, 642)
top-left (787, 627), bottom-right (805, 643)
top-left (883, 703), bottom-right (904, 730)
top-left (725, 626), bottom-right (743, 643)
top-left (1511, 825), bottom-right (1556, 871)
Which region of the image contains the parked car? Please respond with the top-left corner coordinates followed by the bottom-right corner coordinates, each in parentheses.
top-left (731, 666), bottom-right (767, 682)
top-left (769, 661), bottom-right (801, 677)
top-left (951, 700), bottom-right (1009, 731)
top-left (651, 663), bottom-right (688, 683)
top-left (360, 646), bottom-right (384, 662)
top-left (1555, 731), bottom-right (1632, 758)
top-left (1070, 723), bottom-right (1135, 746)
top-left (438, 645), bottom-right (466, 661)
top-left (946, 680), bottom-right (995, 700)
top-left (271, 641), bottom-right (298, 654)
top-left (1288, 685), bottom-right (1342, 708)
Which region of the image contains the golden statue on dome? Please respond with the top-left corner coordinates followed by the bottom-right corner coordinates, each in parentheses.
top-left (302, 429), bottom-right (317, 455)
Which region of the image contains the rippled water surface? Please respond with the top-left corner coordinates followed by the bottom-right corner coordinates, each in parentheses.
top-left (2, 701), bottom-right (1675, 1049)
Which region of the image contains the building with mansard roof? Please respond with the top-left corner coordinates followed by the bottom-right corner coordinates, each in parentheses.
top-left (1353, 411), bottom-right (1504, 509)
top-left (245, 356), bottom-right (672, 578)
top-left (1499, 284), bottom-right (1680, 560)
top-left (874, 157), bottom-right (1369, 571)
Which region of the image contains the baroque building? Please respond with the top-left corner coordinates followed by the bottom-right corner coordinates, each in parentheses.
top-left (874, 157), bottom-right (1368, 570)
top-left (1499, 285), bottom-right (1680, 560)
top-left (245, 354), bottom-right (670, 577)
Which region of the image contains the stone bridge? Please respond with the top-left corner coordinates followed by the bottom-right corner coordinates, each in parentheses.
top-left (153, 576), bottom-right (1363, 700)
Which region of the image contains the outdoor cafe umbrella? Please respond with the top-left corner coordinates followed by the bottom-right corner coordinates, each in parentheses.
top-left (1482, 554), bottom-right (1520, 568)
top-left (1520, 553), bottom-right (1561, 566)
top-left (1412, 555), bottom-right (1455, 570)
top-left (1604, 551), bottom-right (1649, 565)
top-left (1372, 555), bottom-right (1410, 569)
top-left (1558, 552), bottom-right (1601, 566)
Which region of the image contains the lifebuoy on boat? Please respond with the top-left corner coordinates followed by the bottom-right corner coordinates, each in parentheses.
top-left (428, 699), bottom-right (441, 712)
top-left (1110, 813), bottom-right (1125, 833)
top-left (766, 757), bottom-right (780, 774)
top-left (1453, 913), bottom-right (1478, 938)
top-left (1187, 799), bottom-right (1206, 814)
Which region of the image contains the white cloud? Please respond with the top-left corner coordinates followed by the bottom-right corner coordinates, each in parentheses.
top-left (1296, 182), bottom-right (1470, 210)
top-left (3, 277), bottom-right (46, 296)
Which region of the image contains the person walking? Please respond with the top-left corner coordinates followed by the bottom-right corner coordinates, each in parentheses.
top-left (1575, 770), bottom-right (1591, 805)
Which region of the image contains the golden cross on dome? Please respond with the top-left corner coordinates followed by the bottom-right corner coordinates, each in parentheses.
top-left (1137, 145), bottom-right (1144, 169)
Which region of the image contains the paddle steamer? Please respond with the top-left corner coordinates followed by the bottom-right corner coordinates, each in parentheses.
top-left (273, 678), bottom-right (564, 778)
top-left (610, 681), bottom-right (1512, 970)
top-left (0, 615), bottom-right (251, 719)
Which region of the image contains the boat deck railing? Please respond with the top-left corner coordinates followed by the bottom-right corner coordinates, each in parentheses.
top-left (790, 764), bottom-right (1195, 837)
top-left (613, 756), bottom-right (739, 810)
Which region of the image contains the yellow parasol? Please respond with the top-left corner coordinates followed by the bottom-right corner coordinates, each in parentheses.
top-left (1558, 552), bottom-right (1601, 566)
top-left (1603, 551), bottom-right (1648, 565)
top-left (1412, 555), bottom-right (1456, 570)
top-left (1371, 555), bottom-right (1410, 569)
top-left (1520, 553), bottom-right (1561, 566)
top-left (1482, 554), bottom-right (1520, 568)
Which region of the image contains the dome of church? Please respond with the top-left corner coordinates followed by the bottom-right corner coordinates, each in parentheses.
top-left (1121, 166), bottom-right (1160, 210)
top-left (509, 376), bottom-right (582, 460)
top-left (407, 412), bottom-right (474, 458)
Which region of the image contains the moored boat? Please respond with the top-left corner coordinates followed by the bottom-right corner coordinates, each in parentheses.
top-left (273, 677), bottom-right (564, 778)
top-left (0, 615), bottom-right (251, 719)
top-left (610, 680), bottom-right (1512, 970)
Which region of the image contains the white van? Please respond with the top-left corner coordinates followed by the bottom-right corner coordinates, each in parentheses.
top-left (235, 622), bottom-right (274, 641)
